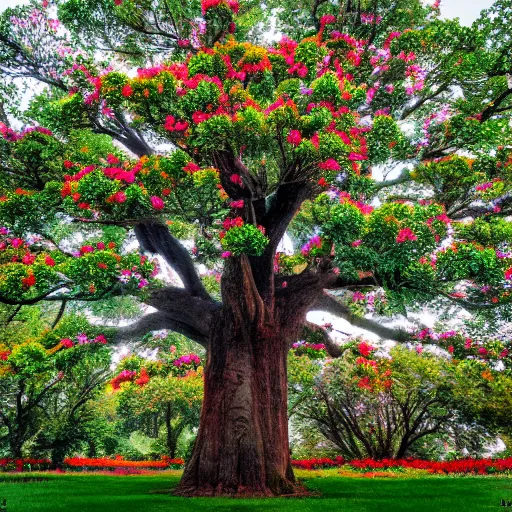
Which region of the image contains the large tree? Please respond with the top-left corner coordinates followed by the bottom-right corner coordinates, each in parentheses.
top-left (1, 0), bottom-right (512, 497)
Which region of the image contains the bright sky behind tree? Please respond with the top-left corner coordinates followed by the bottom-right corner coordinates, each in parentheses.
top-left (0, 0), bottom-right (499, 25)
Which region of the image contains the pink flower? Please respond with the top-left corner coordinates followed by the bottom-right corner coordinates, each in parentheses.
top-left (221, 251), bottom-right (232, 258)
top-left (352, 291), bottom-right (366, 302)
top-left (80, 245), bottom-right (94, 254)
top-left (318, 159), bottom-right (340, 171)
top-left (150, 196), bottom-right (165, 210)
top-left (476, 182), bottom-right (493, 191)
top-left (396, 228), bottom-right (417, 243)
top-left (174, 120), bottom-right (189, 131)
top-left (287, 130), bottom-right (302, 146)
top-left (22, 253), bottom-right (35, 265)
top-left (230, 174), bottom-right (243, 186)
top-left (112, 191), bottom-right (127, 203)
top-left (352, 240), bottom-right (362, 247)
top-left (505, 267), bottom-right (512, 280)
top-left (231, 200), bottom-right (244, 209)
top-left (320, 14), bottom-right (336, 25)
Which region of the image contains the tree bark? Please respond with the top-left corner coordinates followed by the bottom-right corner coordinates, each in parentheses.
top-left (174, 257), bottom-right (303, 496)
top-left (175, 313), bottom-right (295, 496)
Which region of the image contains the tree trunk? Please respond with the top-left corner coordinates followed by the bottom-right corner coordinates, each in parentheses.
top-left (175, 314), bottom-right (295, 496)
top-left (174, 256), bottom-right (307, 497)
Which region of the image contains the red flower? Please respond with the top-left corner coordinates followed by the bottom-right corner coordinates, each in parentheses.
top-left (192, 111), bottom-right (212, 124)
top-left (45, 256), bottom-right (55, 267)
top-left (318, 158), bottom-right (340, 171)
top-left (505, 267), bottom-right (512, 280)
top-left (183, 162), bottom-right (201, 174)
top-left (358, 341), bottom-right (374, 357)
top-left (22, 273), bottom-right (36, 289)
top-left (98, 263), bottom-right (108, 269)
top-left (80, 245), bottom-right (94, 254)
top-left (121, 84), bottom-right (133, 97)
top-left (63, 160), bottom-right (74, 169)
top-left (61, 338), bottom-right (74, 349)
top-left (135, 368), bottom-right (150, 387)
top-left (318, 177), bottom-right (328, 187)
top-left (164, 115), bottom-right (176, 131)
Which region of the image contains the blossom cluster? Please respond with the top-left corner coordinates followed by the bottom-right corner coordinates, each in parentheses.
top-left (60, 333), bottom-right (107, 349)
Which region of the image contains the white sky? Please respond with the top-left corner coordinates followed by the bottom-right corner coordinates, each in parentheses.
top-left (0, 0), bottom-right (499, 25)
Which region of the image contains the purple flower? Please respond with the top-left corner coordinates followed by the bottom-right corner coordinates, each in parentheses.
top-left (76, 333), bottom-right (88, 345)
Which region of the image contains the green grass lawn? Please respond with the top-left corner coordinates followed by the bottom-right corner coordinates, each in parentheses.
top-left (0, 472), bottom-right (511, 511)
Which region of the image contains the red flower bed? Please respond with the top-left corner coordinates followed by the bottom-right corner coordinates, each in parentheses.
top-left (0, 458), bottom-right (52, 472)
top-left (348, 457), bottom-right (510, 474)
top-left (292, 457), bottom-right (512, 475)
top-left (292, 457), bottom-right (344, 470)
top-left (63, 456), bottom-right (184, 470)
top-left (3, 456), bottom-right (512, 475)
top-left (0, 456), bottom-right (184, 472)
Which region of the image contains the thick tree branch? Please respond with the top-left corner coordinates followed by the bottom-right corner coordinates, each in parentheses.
top-left (135, 221), bottom-right (210, 299)
top-left (312, 291), bottom-right (412, 342)
top-left (113, 310), bottom-right (209, 347)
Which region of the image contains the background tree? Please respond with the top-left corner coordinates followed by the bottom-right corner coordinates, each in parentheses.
top-left (0, 308), bottom-right (111, 459)
top-left (113, 350), bottom-right (203, 459)
top-left (0, 0), bottom-right (512, 497)
top-left (289, 344), bottom-right (506, 460)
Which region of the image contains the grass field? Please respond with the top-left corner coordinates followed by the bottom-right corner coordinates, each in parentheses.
top-left (0, 471), bottom-right (511, 511)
